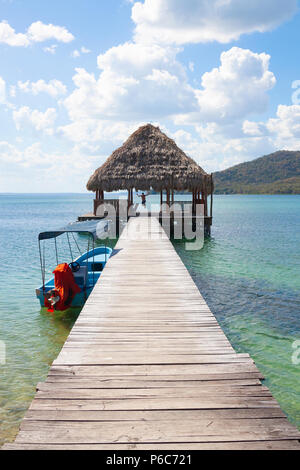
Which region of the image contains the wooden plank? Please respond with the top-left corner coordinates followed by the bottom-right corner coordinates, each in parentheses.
top-left (37, 379), bottom-right (264, 389)
top-left (15, 419), bottom-right (300, 444)
top-left (47, 363), bottom-right (264, 377)
top-left (28, 397), bottom-right (281, 411)
top-left (53, 352), bottom-right (253, 366)
top-left (3, 441), bottom-right (300, 450)
top-left (34, 386), bottom-right (273, 399)
top-left (23, 408), bottom-right (287, 421)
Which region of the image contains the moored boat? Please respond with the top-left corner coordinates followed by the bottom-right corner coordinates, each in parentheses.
top-left (36, 220), bottom-right (112, 311)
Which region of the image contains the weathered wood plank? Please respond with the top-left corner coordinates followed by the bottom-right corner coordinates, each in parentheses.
top-left (29, 397), bottom-right (281, 411)
top-left (23, 408), bottom-right (287, 421)
top-left (4, 441), bottom-right (300, 450)
top-left (15, 419), bottom-right (300, 444)
top-left (34, 385), bottom-right (273, 399)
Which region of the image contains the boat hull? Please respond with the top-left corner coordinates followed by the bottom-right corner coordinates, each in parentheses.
top-left (36, 245), bottom-right (112, 311)
top-left (36, 285), bottom-right (95, 309)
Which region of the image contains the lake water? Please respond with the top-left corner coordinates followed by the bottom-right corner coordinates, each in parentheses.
top-left (0, 193), bottom-right (299, 444)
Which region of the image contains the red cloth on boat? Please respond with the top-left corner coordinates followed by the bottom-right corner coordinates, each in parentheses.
top-left (44, 263), bottom-right (81, 311)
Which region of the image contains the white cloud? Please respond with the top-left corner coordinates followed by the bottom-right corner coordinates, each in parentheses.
top-left (243, 105), bottom-right (300, 150)
top-left (43, 44), bottom-right (58, 54)
top-left (132, 0), bottom-right (298, 44)
top-left (0, 76), bottom-right (6, 103)
top-left (237, 105), bottom-right (300, 150)
top-left (59, 43), bottom-right (279, 171)
top-left (81, 46), bottom-right (91, 54)
top-left (0, 21), bottom-right (29, 46)
top-left (71, 49), bottom-right (80, 58)
top-left (9, 85), bottom-right (16, 98)
top-left (63, 45), bottom-right (275, 137)
top-left (267, 105), bottom-right (300, 143)
top-left (72, 46), bottom-right (91, 58)
top-left (170, 122), bottom-right (275, 172)
top-left (0, 20), bottom-right (74, 47)
top-left (27, 21), bottom-right (74, 43)
top-left (13, 106), bottom-right (57, 135)
top-left (0, 141), bottom-right (23, 163)
top-left (243, 120), bottom-right (263, 136)
top-left (176, 47), bottom-right (276, 125)
top-left (18, 79), bottom-right (67, 98)
top-left (60, 118), bottom-right (142, 148)
top-left (0, 140), bottom-right (106, 192)
top-left (62, 42), bottom-right (196, 142)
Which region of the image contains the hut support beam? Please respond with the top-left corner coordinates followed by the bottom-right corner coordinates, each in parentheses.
top-left (166, 189), bottom-right (170, 206)
top-left (204, 188), bottom-right (208, 217)
top-left (210, 174), bottom-right (213, 219)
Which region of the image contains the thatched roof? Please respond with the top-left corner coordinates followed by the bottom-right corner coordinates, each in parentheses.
top-left (87, 124), bottom-right (212, 193)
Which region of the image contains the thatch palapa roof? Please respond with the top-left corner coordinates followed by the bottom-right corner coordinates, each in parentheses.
top-left (87, 124), bottom-right (212, 194)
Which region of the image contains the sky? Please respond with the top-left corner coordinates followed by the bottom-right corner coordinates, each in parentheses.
top-left (1, 0), bottom-right (300, 192)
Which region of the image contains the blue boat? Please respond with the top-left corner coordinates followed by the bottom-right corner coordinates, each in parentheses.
top-left (36, 220), bottom-right (112, 310)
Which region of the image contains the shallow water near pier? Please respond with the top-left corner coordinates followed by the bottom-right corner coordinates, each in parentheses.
top-left (0, 193), bottom-right (299, 444)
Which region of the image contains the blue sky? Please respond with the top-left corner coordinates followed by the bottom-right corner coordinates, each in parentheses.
top-left (1, 0), bottom-right (300, 192)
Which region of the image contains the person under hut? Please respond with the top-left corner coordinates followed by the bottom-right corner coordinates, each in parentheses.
top-left (137, 191), bottom-right (149, 205)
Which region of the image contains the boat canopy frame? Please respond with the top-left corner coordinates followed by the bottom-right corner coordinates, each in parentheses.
top-left (38, 219), bottom-right (108, 241)
top-left (38, 220), bottom-right (109, 294)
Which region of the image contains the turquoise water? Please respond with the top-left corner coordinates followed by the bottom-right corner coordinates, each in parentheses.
top-left (173, 195), bottom-right (300, 427)
top-left (0, 193), bottom-right (299, 444)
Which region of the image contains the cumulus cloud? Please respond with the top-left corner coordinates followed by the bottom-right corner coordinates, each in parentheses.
top-left (132, 0), bottom-right (298, 44)
top-left (267, 105), bottom-right (300, 142)
top-left (243, 105), bottom-right (300, 150)
top-left (0, 21), bottom-right (29, 46)
top-left (61, 42), bottom-right (196, 144)
top-left (59, 119), bottom-right (143, 151)
top-left (59, 43), bottom-right (279, 166)
top-left (18, 79), bottom-right (67, 98)
top-left (243, 120), bottom-right (264, 136)
top-left (170, 122), bottom-right (275, 171)
top-left (27, 21), bottom-right (74, 43)
top-left (13, 106), bottom-right (57, 135)
top-left (176, 47), bottom-right (276, 125)
top-left (0, 20), bottom-right (74, 47)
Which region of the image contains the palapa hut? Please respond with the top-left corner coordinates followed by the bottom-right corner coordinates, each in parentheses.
top-left (87, 124), bottom-right (213, 219)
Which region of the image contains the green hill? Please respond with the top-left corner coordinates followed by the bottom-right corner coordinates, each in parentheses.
top-left (214, 151), bottom-right (300, 194)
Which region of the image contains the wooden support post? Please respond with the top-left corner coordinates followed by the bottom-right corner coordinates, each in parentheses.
top-left (192, 190), bottom-right (195, 215)
top-left (204, 187), bottom-right (208, 217)
top-left (128, 189), bottom-right (131, 207)
top-left (166, 189), bottom-right (170, 206)
top-left (210, 174), bottom-right (213, 219)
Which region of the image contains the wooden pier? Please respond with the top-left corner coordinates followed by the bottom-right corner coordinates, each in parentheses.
top-left (3, 217), bottom-right (300, 450)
